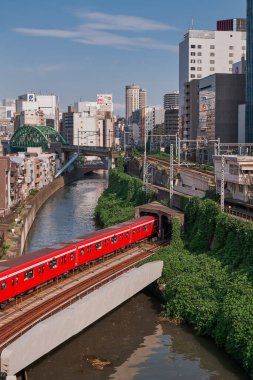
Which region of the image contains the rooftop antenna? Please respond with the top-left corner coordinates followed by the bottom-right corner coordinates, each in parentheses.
top-left (191, 17), bottom-right (194, 30)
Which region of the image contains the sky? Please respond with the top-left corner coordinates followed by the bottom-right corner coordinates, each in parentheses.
top-left (0, 0), bottom-right (246, 115)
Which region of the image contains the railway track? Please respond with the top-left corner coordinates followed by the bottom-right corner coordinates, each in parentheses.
top-left (0, 241), bottom-right (165, 349)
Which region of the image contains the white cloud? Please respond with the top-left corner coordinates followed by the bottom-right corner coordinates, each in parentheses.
top-left (76, 11), bottom-right (178, 32)
top-left (13, 10), bottom-right (178, 52)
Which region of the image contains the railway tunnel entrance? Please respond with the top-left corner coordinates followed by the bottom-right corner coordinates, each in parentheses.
top-left (135, 201), bottom-right (184, 240)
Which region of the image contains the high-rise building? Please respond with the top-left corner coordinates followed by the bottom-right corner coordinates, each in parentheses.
top-left (217, 18), bottom-right (246, 32)
top-left (139, 89), bottom-right (147, 110)
top-left (179, 22), bottom-right (246, 139)
top-left (125, 84), bottom-right (147, 127)
top-left (163, 92), bottom-right (179, 110)
top-left (246, 0), bottom-right (253, 142)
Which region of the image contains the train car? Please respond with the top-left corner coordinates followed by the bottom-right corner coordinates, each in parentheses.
top-left (0, 216), bottom-right (158, 307)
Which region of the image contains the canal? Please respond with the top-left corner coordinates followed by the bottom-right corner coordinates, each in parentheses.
top-left (24, 171), bottom-right (249, 379)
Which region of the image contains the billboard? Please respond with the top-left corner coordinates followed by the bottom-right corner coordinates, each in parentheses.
top-left (97, 94), bottom-right (112, 105)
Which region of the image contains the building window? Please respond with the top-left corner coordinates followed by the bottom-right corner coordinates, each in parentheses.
top-left (190, 74), bottom-right (195, 78)
top-left (242, 46), bottom-right (246, 50)
top-left (197, 59), bottom-right (202, 63)
top-left (197, 74), bottom-right (202, 78)
top-left (229, 53), bottom-right (234, 57)
top-left (190, 59), bottom-right (196, 63)
top-left (197, 52), bottom-right (202, 56)
top-left (229, 60), bottom-right (233, 64)
top-left (229, 68), bottom-right (232, 72)
top-left (190, 52), bottom-right (196, 56)
top-left (210, 45), bottom-right (215, 49)
top-left (229, 46), bottom-right (234, 50)
top-left (197, 45), bottom-right (202, 49)
top-left (210, 67), bottom-right (215, 71)
top-left (190, 67), bottom-right (196, 71)
top-left (210, 52), bottom-right (215, 57)
top-left (191, 44), bottom-right (196, 48)
top-left (197, 67), bottom-right (202, 71)
top-left (210, 60), bottom-right (215, 64)
top-left (229, 164), bottom-right (239, 175)
top-left (239, 184), bottom-right (244, 193)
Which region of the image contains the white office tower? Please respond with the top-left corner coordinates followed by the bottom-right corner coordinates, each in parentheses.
top-left (179, 27), bottom-right (246, 119)
top-left (163, 92), bottom-right (179, 110)
top-left (74, 101), bottom-right (98, 115)
top-left (73, 112), bottom-right (98, 147)
top-left (16, 94), bottom-right (60, 131)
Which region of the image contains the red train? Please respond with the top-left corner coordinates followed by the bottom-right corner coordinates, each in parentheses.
top-left (0, 216), bottom-right (158, 308)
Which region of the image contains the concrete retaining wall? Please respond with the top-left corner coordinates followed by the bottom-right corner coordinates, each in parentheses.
top-left (1, 261), bottom-right (163, 377)
top-left (16, 168), bottom-right (92, 255)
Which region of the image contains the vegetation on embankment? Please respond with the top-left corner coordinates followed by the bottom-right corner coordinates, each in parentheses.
top-left (95, 160), bottom-right (253, 375)
top-left (95, 157), bottom-right (153, 227)
top-left (149, 199), bottom-right (253, 377)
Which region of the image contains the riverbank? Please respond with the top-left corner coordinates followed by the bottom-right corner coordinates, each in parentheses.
top-left (0, 168), bottom-right (93, 258)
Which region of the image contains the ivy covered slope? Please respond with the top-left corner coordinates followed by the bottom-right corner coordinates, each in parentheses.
top-left (150, 199), bottom-right (253, 376)
top-left (95, 157), bottom-right (151, 228)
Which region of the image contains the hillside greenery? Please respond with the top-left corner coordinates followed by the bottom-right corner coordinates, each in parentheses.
top-left (95, 157), bottom-right (153, 227)
top-left (148, 215), bottom-right (253, 376)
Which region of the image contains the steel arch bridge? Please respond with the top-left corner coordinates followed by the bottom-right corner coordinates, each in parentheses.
top-left (10, 125), bottom-right (66, 152)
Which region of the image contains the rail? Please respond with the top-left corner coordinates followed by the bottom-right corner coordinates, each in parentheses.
top-left (0, 242), bottom-right (164, 349)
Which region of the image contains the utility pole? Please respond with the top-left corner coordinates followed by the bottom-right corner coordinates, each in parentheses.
top-left (177, 137), bottom-right (181, 166)
top-left (170, 144), bottom-right (174, 208)
top-left (220, 155), bottom-right (225, 211)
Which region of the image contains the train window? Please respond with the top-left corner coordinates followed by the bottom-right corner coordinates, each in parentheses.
top-left (12, 278), bottom-right (15, 286)
top-left (38, 267), bottom-right (41, 274)
top-left (80, 248), bottom-right (85, 256)
top-left (87, 246), bottom-right (92, 253)
top-left (133, 230), bottom-right (136, 235)
top-left (24, 269), bottom-right (34, 281)
top-left (96, 242), bottom-right (102, 250)
top-left (120, 234), bottom-right (123, 241)
top-left (154, 220), bottom-right (158, 227)
top-left (142, 226), bottom-right (147, 231)
top-left (126, 232), bottom-right (129, 238)
top-left (42, 265), bottom-right (45, 272)
top-left (16, 276), bottom-right (19, 284)
top-left (138, 228), bottom-right (140, 233)
top-left (111, 236), bottom-right (117, 244)
top-left (1, 281), bottom-right (6, 290)
top-left (70, 253), bottom-right (75, 261)
top-left (49, 259), bottom-right (58, 270)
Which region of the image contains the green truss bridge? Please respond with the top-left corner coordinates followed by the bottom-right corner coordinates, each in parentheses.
top-left (10, 125), bottom-right (66, 153)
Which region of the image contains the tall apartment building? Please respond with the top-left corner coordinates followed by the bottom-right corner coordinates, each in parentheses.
top-left (246, 0), bottom-right (253, 142)
top-left (163, 92), bottom-right (179, 110)
top-left (179, 20), bottom-right (246, 138)
top-left (125, 84), bottom-right (147, 127)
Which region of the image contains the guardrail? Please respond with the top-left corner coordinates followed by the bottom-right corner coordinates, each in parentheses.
top-left (224, 206), bottom-right (253, 222)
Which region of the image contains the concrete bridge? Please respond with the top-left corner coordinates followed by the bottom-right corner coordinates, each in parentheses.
top-left (0, 261), bottom-right (163, 380)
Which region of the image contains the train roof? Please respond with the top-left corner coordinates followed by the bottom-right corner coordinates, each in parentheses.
top-left (0, 215), bottom-right (155, 273)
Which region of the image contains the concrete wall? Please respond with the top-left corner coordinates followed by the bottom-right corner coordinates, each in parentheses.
top-left (1, 261), bottom-right (163, 377)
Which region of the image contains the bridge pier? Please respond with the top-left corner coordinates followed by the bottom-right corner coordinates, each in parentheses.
top-left (1, 261), bottom-right (163, 377)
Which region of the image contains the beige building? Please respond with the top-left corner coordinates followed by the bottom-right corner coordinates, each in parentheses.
top-left (213, 155), bottom-right (253, 204)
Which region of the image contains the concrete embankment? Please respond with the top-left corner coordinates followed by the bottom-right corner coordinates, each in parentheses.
top-left (0, 168), bottom-right (93, 258)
